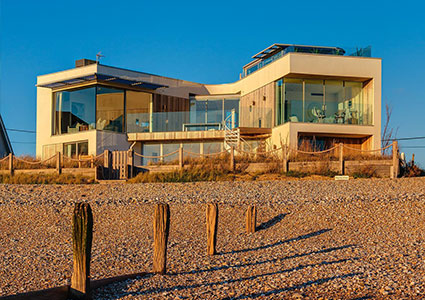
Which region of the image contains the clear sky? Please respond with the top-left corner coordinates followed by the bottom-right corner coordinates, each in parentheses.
top-left (1, 0), bottom-right (424, 166)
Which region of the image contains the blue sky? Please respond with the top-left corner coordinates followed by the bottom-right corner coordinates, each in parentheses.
top-left (1, 0), bottom-right (424, 165)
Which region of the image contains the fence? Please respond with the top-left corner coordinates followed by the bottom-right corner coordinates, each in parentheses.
top-left (1, 202), bottom-right (260, 300)
top-left (129, 141), bottom-right (399, 179)
top-left (0, 153), bottom-right (104, 178)
top-left (0, 141), bottom-right (400, 180)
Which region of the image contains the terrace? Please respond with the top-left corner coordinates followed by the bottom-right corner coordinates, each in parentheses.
top-left (242, 44), bottom-right (372, 78)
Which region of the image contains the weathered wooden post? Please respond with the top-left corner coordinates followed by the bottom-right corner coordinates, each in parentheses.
top-left (8, 153), bottom-right (14, 176)
top-left (282, 145), bottom-right (288, 173)
top-left (246, 206), bottom-right (257, 233)
top-left (90, 156), bottom-right (94, 169)
top-left (206, 203), bottom-right (218, 255)
top-left (179, 146), bottom-right (184, 169)
top-left (230, 146), bottom-right (235, 172)
top-left (78, 155), bottom-right (82, 169)
top-left (128, 149), bottom-right (134, 178)
top-left (56, 152), bottom-right (62, 175)
top-left (70, 202), bottom-right (93, 300)
top-left (153, 203), bottom-right (170, 274)
top-left (339, 143), bottom-right (344, 175)
top-left (392, 141), bottom-right (399, 179)
top-left (103, 150), bottom-right (111, 180)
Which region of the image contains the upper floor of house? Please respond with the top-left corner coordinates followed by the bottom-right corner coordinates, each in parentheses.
top-left (36, 44), bottom-right (381, 139)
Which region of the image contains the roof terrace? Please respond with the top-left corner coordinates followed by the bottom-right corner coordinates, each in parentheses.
top-left (241, 44), bottom-right (372, 78)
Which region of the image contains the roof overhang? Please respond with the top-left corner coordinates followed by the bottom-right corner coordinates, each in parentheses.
top-left (36, 73), bottom-right (168, 91)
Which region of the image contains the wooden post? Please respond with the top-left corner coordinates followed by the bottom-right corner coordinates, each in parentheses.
top-left (70, 202), bottom-right (93, 300)
top-left (153, 203), bottom-right (170, 274)
top-left (104, 150), bottom-right (112, 180)
top-left (78, 155), bottom-right (82, 168)
top-left (230, 146), bottom-right (235, 172)
top-left (246, 206), bottom-right (257, 233)
top-left (128, 149), bottom-right (134, 178)
top-left (392, 141), bottom-right (399, 179)
top-left (56, 152), bottom-right (62, 175)
top-left (282, 145), bottom-right (288, 173)
top-left (90, 156), bottom-right (94, 169)
top-left (206, 203), bottom-right (218, 255)
top-left (339, 143), bottom-right (344, 175)
top-left (179, 146), bottom-right (184, 169)
top-left (8, 153), bottom-right (14, 176)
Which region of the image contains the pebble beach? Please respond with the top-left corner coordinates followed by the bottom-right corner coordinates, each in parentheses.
top-left (1, 178), bottom-right (425, 299)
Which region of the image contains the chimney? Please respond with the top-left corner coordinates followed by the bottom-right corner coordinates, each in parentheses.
top-left (75, 59), bottom-right (97, 68)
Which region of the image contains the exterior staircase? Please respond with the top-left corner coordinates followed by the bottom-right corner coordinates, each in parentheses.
top-left (223, 112), bottom-right (251, 151)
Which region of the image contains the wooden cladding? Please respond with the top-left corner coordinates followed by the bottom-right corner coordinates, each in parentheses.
top-left (240, 83), bottom-right (275, 128)
top-left (152, 94), bottom-right (190, 113)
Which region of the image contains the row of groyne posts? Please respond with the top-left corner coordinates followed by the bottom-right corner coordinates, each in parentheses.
top-left (65, 202), bottom-right (256, 299)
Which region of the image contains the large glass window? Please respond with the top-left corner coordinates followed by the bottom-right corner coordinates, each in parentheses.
top-left (304, 80), bottom-right (324, 123)
top-left (126, 91), bottom-right (152, 133)
top-left (54, 87), bottom-right (96, 134)
top-left (324, 80), bottom-right (345, 124)
top-left (345, 82), bottom-right (363, 124)
top-left (284, 78), bottom-right (303, 123)
top-left (275, 78), bottom-right (372, 126)
top-left (96, 86), bottom-right (124, 132)
top-left (224, 99), bottom-right (239, 129)
top-left (63, 141), bottom-right (88, 158)
top-left (188, 97), bottom-right (239, 131)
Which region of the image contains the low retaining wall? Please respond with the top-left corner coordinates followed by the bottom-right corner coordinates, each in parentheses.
top-left (0, 168), bottom-right (96, 178)
top-left (139, 159), bottom-right (393, 178)
top-left (344, 160), bottom-right (392, 178)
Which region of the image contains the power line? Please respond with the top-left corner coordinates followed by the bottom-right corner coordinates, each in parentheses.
top-left (400, 146), bottom-right (425, 149)
top-left (6, 128), bottom-right (36, 134)
top-left (383, 136), bottom-right (425, 141)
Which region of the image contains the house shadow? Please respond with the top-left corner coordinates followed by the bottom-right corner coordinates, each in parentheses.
top-left (219, 228), bottom-right (332, 255)
top-left (256, 213), bottom-right (288, 231)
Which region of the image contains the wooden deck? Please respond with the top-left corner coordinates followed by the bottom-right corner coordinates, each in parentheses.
top-left (127, 127), bottom-right (271, 143)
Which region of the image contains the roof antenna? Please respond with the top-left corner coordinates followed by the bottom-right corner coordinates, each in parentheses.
top-left (96, 51), bottom-right (105, 64)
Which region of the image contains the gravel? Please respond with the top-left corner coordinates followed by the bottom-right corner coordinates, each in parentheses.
top-left (1, 178), bottom-right (425, 299)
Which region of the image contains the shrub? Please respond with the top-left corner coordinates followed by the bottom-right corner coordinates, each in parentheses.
top-left (285, 170), bottom-right (309, 178)
top-left (352, 165), bottom-right (377, 178)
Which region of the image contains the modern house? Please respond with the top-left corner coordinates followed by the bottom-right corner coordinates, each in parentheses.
top-left (36, 44), bottom-right (381, 165)
top-left (0, 114), bottom-right (13, 158)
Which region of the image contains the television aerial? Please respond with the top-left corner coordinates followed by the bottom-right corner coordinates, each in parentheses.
top-left (96, 52), bottom-right (105, 63)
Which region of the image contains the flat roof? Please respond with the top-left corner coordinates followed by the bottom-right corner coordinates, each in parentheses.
top-left (244, 43), bottom-right (346, 69)
top-left (37, 73), bottom-right (168, 90)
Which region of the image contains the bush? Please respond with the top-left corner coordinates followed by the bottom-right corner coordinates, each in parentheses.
top-left (0, 173), bottom-right (96, 184)
top-left (352, 165), bottom-right (377, 178)
top-left (285, 170), bottom-right (309, 178)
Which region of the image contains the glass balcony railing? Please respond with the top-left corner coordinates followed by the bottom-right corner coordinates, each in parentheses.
top-left (243, 45), bottom-right (372, 78)
top-left (126, 109), bottom-right (239, 133)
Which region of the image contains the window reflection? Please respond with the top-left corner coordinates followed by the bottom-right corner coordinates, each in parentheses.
top-left (126, 90), bottom-right (151, 133)
top-left (54, 87), bottom-right (96, 134)
top-left (275, 78), bottom-right (372, 126)
top-left (96, 86), bottom-right (124, 132)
